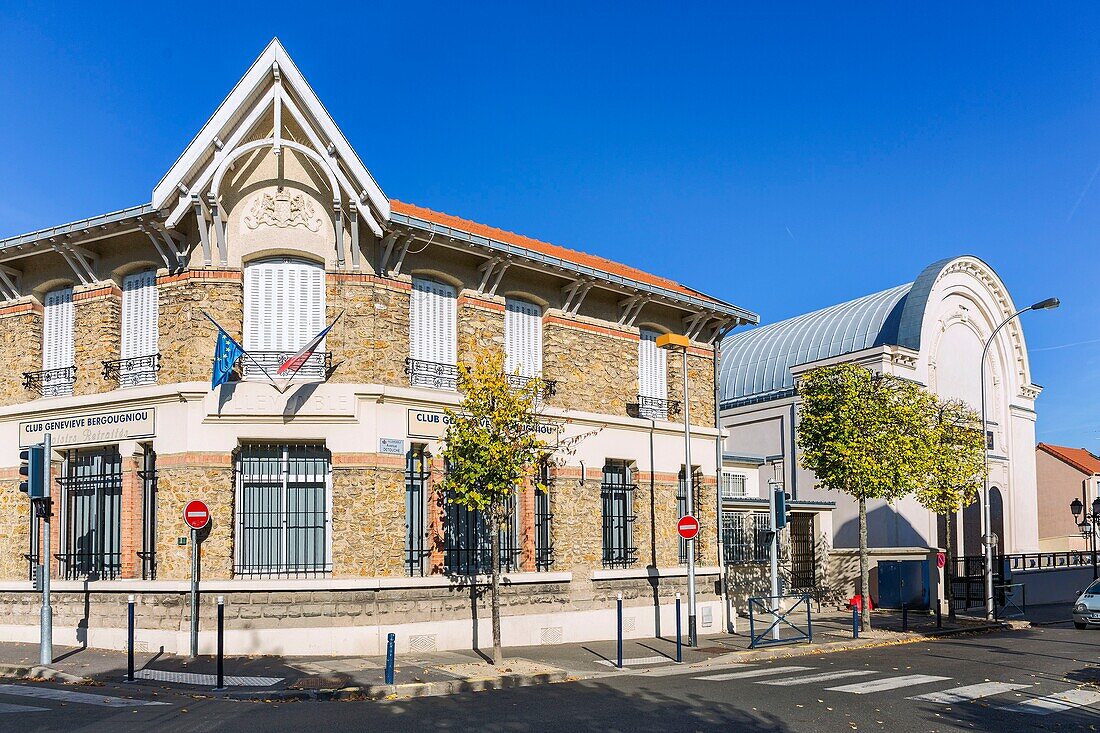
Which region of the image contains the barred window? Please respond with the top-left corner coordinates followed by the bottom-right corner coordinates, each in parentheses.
top-left (535, 461), bottom-right (554, 571)
top-left (444, 496), bottom-right (520, 575)
top-left (677, 466), bottom-right (702, 564)
top-left (752, 512), bottom-right (772, 563)
top-left (601, 460), bottom-right (637, 568)
top-left (234, 444), bottom-right (330, 577)
top-left (721, 511), bottom-right (772, 565)
top-left (405, 446), bottom-right (430, 577)
top-left (58, 447), bottom-right (122, 579)
top-left (720, 471), bottom-right (746, 499)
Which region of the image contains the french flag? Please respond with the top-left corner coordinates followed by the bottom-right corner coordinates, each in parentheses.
top-left (277, 311), bottom-right (343, 378)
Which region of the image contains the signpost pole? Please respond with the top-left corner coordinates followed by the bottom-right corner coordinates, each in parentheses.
top-left (681, 347), bottom-right (697, 648)
top-left (39, 432), bottom-right (52, 666)
top-left (768, 479), bottom-right (780, 641)
top-left (190, 527), bottom-right (199, 659)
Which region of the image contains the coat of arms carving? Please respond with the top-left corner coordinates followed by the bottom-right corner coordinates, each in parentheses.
top-left (244, 191), bottom-right (324, 232)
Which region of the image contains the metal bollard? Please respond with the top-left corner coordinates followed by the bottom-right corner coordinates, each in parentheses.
top-left (385, 633), bottom-right (396, 685)
top-left (902, 603), bottom-right (908, 632)
top-left (852, 605), bottom-right (859, 639)
top-left (616, 592), bottom-right (623, 669)
top-left (126, 594), bottom-right (135, 682)
top-left (936, 598), bottom-right (942, 629)
top-left (215, 596), bottom-right (225, 690)
top-left (675, 593), bottom-right (682, 664)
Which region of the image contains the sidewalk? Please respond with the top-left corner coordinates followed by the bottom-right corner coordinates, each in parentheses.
top-left (0, 607), bottom-right (1012, 701)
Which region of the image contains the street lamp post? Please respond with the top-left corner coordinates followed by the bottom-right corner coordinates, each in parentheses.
top-left (657, 332), bottom-right (697, 647)
top-left (1069, 497), bottom-right (1100, 580)
top-left (979, 297), bottom-right (1059, 620)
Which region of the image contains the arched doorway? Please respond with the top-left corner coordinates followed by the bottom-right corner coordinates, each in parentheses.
top-left (962, 497), bottom-right (982, 557)
top-left (989, 487), bottom-right (1005, 553)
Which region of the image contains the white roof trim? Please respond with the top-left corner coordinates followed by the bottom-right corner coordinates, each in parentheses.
top-left (152, 38), bottom-right (389, 223)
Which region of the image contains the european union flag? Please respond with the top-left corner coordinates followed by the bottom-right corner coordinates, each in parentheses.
top-left (211, 327), bottom-right (244, 388)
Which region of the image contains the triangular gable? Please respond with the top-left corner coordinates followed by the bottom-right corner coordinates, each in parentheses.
top-left (152, 38), bottom-right (388, 232)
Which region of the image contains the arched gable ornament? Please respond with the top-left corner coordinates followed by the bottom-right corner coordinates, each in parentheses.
top-left (244, 191), bottom-right (324, 232)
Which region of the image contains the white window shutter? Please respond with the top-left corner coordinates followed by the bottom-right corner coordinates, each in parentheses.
top-left (245, 258), bottom-right (324, 353)
top-left (121, 270), bottom-right (158, 359)
top-left (505, 298), bottom-right (542, 377)
top-left (43, 288), bottom-right (74, 370)
top-left (638, 329), bottom-right (666, 399)
top-left (411, 277), bottom-right (456, 364)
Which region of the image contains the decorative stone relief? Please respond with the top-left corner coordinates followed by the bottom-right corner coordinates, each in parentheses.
top-left (243, 190), bottom-right (323, 232)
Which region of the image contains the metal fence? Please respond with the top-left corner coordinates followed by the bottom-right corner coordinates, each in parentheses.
top-left (1004, 551), bottom-right (1097, 572)
top-left (748, 594), bottom-right (813, 648)
top-left (444, 497), bottom-right (520, 575)
top-left (535, 473), bottom-right (554, 570)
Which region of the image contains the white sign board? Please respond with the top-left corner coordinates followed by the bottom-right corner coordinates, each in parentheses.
top-left (379, 437), bottom-right (405, 455)
top-left (19, 408), bottom-right (156, 448)
top-left (406, 408), bottom-right (561, 441)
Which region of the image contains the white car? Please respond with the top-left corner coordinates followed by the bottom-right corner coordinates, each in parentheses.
top-left (1073, 579), bottom-right (1100, 629)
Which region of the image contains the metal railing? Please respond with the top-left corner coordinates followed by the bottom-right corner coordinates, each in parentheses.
top-left (748, 594), bottom-right (813, 648)
top-left (1005, 550), bottom-right (1097, 571)
top-left (405, 358), bottom-right (458, 390)
top-left (535, 484), bottom-right (554, 571)
top-left (443, 498), bottom-right (520, 575)
top-left (56, 551), bottom-right (122, 580)
top-left (102, 353), bottom-right (160, 387)
top-left (506, 374), bottom-right (557, 398)
top-left (628, 395), bottom-right (682, 421)
top-left (23, 366), bottom-right (76, 397)
top-left (242, 350), bottom-right (332, 380)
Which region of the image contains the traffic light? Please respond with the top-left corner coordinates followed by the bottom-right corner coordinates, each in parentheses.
top-left (19, 444), bottom-right (45, 498)
top-left (774, 487), bottom-right (793, 530)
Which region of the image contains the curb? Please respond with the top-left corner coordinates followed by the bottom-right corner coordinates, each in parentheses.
top-left (225, 669), bottom-right (572, 702)
top-left (0, 663), bottom-right (90, 685)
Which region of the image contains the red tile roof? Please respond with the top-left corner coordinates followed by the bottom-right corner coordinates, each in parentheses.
top-left (389, 200), bottom-right (727, 308)
top-left (1037, 443), bottom-right (1100, 475)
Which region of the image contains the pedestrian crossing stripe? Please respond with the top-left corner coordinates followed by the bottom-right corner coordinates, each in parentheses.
top-left (0, 684), bottom-right (169, 708)
top-left (760, 670), bottom-right (876, 686)
top-left (910, 682), bottom-right (1031, 704)
top-left (996, 688), bottom-right (1100, 716)
top-left (828, 674), bottom-right (951, 694)
top-left (694, 666), bottom-right (813, 681)
top-left (0, 702), bottom-right (48, 714)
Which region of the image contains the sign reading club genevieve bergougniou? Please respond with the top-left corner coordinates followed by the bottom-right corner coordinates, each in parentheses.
top-left (19, 408), bottom-right (156, 448)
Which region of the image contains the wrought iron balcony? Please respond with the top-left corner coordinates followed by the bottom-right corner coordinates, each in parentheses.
top-left (23, 366), bottom-right (76, 397)
top-left (242, 350), bottom-right (332, 380)
top-left (405, 357), bottom-right (458, 390)
top-left (102, 353), bottom-right (160, 388)
top-left (628, 395), bottom-right (682, 421)
top-left (506, 373), bottom-right (557, 398)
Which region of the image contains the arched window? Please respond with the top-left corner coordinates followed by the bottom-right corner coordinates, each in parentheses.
top-left (989, 487), bottom-right (1005, 551)
top-left (962, 497), bottom-right (982, 557)
top-left (505, 297), bottom-right (542, 381)
top-left (244, 258), bottom-right (325, 379)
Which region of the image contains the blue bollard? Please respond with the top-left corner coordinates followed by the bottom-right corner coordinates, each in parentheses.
top-left (385, 632), bottom-right (396, 685)
top-left (126, 595), bottom-right (135, 682)
top-left (853, 605), bottom-right (859, 639)
top-left (675, 593), bottom-right (682, 664)
top-left (616, 592), bottom-right (623, 669)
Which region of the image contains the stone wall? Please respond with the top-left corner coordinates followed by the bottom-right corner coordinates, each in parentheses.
top-left (157, 272), bottom-right (243, 384)
top-left (324, 275), bottom-right (410, 386)
top-left (73, 286), bottom-right (121, 396)
top-left (667, 348), bottom-right (717, 428)
top-left (458, 296), bottom-right (505, 364)
top-left (0, 471), bottom-right (29, 579)
top-left (0, 302), bottom-right (41, 407)
top-left (155, 455), bottom-right (234, 581)
top-left (330, 456), bottom-right (406, 577)
top-left (543, 317), bottom-right (637, 417)
top-left (551, 466), bottom-right (603, 573)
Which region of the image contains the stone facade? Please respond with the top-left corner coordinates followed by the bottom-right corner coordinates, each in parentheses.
top-left (325, 275), bottom-right (410, 386)
top-left (551, 466), bottom-right (603, 573)
top-left (543, 317), bottom-right (638, 417)
top-left (0, 471), bottom-right (29, 579)
top-left (157, 272), bottom-right (243, 385)
top-left (0, 303), bottom-right (42, 406)
top-left (458, 296), bottom-right (505, 365)
top-left (667, 348), bottom-right (717, 428)
top-left (155, 455), bottom-right (235, 580)
top-left (73, 286), bottom-right (121, 396)
top-left (330, 456), bottom-right (406, 577)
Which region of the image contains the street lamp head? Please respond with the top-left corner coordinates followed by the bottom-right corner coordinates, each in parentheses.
top-left (1071, 497), bottom-right (1084, 518)
top-left (1029, 297), bottom-right (1060, 311)
top-left (1093, 496), bottom-right (1100, 517)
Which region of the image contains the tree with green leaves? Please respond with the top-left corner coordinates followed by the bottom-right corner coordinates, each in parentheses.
top-left (796, 363), bottom-right (938, 630)
top-left (915, 398), bottom-right (987, 617)
top-left (440, 348), bottom-right (562, 665)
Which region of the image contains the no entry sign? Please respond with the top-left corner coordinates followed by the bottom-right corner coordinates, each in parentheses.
top-left (677, 514), bottom-right (700, 540)
top-left (184, 500), bottom-right (211, 530)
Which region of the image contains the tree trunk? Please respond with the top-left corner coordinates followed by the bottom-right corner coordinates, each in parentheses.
top-left (859, 496), bottom-right (871, 631)
top-left (945, 512), bottom-right (956, 620)
top-left (491, 520), bottom-right (503, 665)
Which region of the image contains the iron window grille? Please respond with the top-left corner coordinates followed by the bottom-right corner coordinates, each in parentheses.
top-left (506, 374), bottom-right (558, 398)
top-left (102, 353), bottom-right (161, 388)
top-left (721, 471), bottom-right (747, 499)
top-left (23, 366), bottom-right (76, 398)
top-left (601, 460), bottom-right (638, 568)
top-left (535, 463), bottom-right (555, 571)
top-left (57, 447), bottom-right (123, 580)
top-left (234, 444), bottom-right (331, 578)
top-left (241, 350), bottom-right (332, 381)
top-left (405, 357), bottom-right (458, 390)
top-left (629, 395), bottom-right (682, 421)
top-left (752, 512), bottom-right (772, 564)
top-left (405, 446), bottom-right (431, 577)
top-left (138, 448), bottom-right (157, 580)
top-left (677, 467), bottom-right (703, 564)
top-left (721, 512), bottom-right (773, 565)
top-left (444, 495), bottom-right (520, 575)
top-left (25, 510), bottom-right (39, 582)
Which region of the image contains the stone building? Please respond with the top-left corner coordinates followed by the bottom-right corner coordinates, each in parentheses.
top-left (717, 256), bottom-right (1045, 607)
top-left (0, 40), bottom-right (758, 656)
top-left (1035, 443), bottom-right (1100, 552)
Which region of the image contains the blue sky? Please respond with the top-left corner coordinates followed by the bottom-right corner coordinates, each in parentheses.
top-left (1, 3), bottom-right (1097, 448)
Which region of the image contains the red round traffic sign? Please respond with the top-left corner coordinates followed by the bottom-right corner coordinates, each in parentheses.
top-left (184, 500), bottom-right (210, 530)
top-left (677, 514), bottom-right (700, 540)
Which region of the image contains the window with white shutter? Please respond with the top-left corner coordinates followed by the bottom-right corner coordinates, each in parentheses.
top-left (505, 298), bottom-right (542, 384)
top-left (119, 270), bottom-right (159, 387)
top-left (42, 287), bottom-right (75, 397)
top-left (243, 258), bottom-right (325, 379)
top-left (408, 277), bottom-right (457, 389)
top-left (637, 329), bottom-right (667, 418)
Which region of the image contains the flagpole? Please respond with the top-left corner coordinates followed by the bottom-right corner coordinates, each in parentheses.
top-left (200, 310), bottom-right (284, 390)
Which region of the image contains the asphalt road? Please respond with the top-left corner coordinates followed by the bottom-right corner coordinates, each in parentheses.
top-left (3, 623), bottom-right (1098, 732)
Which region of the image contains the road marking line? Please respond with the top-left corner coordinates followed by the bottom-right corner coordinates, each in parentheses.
top-left (996, 689), bottom-right (1100, 715)
top-left (828, 674), bottom-right (951, 694)
top-left (595, 656), bottom-right (673, 668)
top-left (694, 665), bottom-right (811, 681)
top-left (759, 670), bottom-right (876, 686)
top-left (135, 669), bottom-right (283, 686)
top-left (0, 684), bottom-right (168, 708)
top-left (910, 682), bottom-right (1031, 704)
top-left (0, 703), bottom-right (49, 713)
